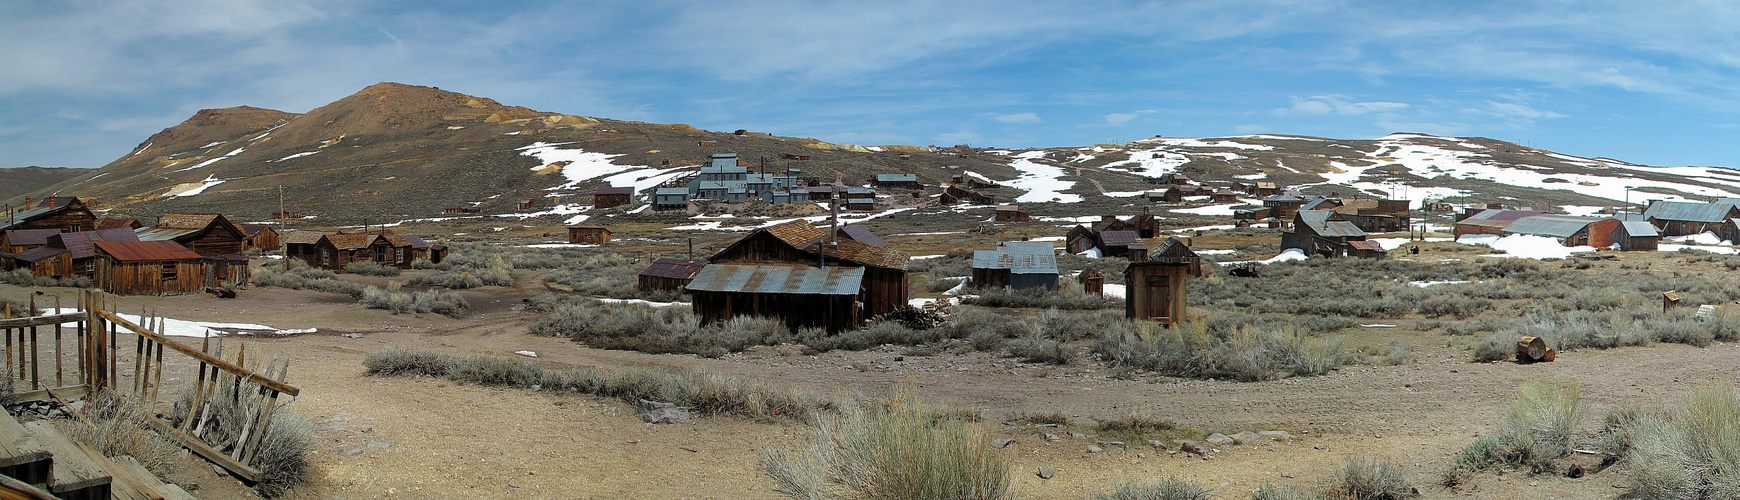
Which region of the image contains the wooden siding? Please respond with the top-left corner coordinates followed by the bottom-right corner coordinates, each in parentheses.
top-left (638, 275), bottom-right (692, 292)
top-left (95, 259), bottom-right (206, 296)
top-left (595, 193), bottom-right (631, 209)
top-left (569, 228), bottom-right (611, 245)
top-left (689, 290), bottom-right (859, 333)
top-left (1125, 263), bottom-right (1190, 327)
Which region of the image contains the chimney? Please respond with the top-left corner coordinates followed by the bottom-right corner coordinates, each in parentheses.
top-left (24, 196), bottom-right (29, 210)
top-left (47, 195), bottom-right (55, 209)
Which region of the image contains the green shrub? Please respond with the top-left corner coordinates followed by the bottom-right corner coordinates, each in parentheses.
top-left (1624, 387), bottom-right (1740, 499)
top-left (1093, 477), bottom-right (1209, 500)
top-left (1323, 458), bottom-right (1414, 500)
top-left (359, 285), bottom-right (468, 318)
top-left (1470, 332), bottom-right (1513, 363)
top-left (1444, 380), bottom-right (1581, 483)
top-left (343, 260), bottom-right (401, 276)
top-left (761, 385), bottom-right (1011, 500)
top-left (1093, 323), bottom-right (1344, 381)
top-left (962, 286), bottom-right (1122, 310)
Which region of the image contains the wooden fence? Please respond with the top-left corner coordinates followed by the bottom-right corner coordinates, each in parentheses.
top-left (0, 290), bottom-right (300, 483)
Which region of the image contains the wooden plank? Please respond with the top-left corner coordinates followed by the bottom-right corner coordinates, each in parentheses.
top-left (74, 443), bottom-right (162, 500)
top-left (0, 472), bottom-right (57, 500)
top-left (0, 315), bottom-right (83, 329)
top-left (141, 418), bottom-right (259, 483)
top-left (9, 385), bottom-right (88, 404)
top-left (0, 409), bottom-right (50, 487)
top-left (22, 421), bottom-right (110, 499)
top-left (113, 455), bottom-right (192, 500)
top-left (95, 312), bottom-right (299, 396)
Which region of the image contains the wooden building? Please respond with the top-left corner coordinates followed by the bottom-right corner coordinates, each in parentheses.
top-left (0, 229), bottom-right (60, 253)
top-left (96, 217), bottom-right (142, 230)
top-left (0, 195), bottom-right (96, 233)
top-left (836, 226), bottom-right (888, 247)
top-left (1281, 210), bottom-right (1372, 258)
top-left (442, 206), bottom-right (482, 215)
top-left (845, 198), bottom-right (876, 211)
top-left (283, 231), bottom-right (327, 265)
top-left (687, 220), bottom-right (909, 332)
top-left (1334, 199), bottom-right (1412, 233)
top-left (874, 174), bottom-right (920, 189)
top-left (637, 258), bottom-right (709, 292)
top-left (569, 227), bottom-right (611, 245)
top-left (49, 227), bottom-right (139, 277)
top-left (311, 233), bottom-right (391, 271)
top-left (971, 241), bottom-right (1058, 291)
top-left (1124, 237), bottom-right (1202, 327)
top-left (516, 199), bottom-right (537, 211)
top-left (8, 246), bottom-right (70, 278)
top-left (1211, 189), bottom-right (1240, 203)
top-left (136, 213), bottom-right (246, 256)
top-left (1613, 221), bottom-right (1660, 251)
top-left (994, 205), bottom-right (1031, 222)
top-left (1262, 194), bottom-right (1305, 222)
top-left (1129, 210), bottom-right (1160, 238)
top-left (784, 153), bottom-right (811, 161)
top-left (241, 224), bottom-right (281, 251)
top-left (92, 241), bottom-right (208, 296)
top-left (594, 186), bottom-right (634, 209)
top-left (941, 185), bottom-right (995, 205)
top-left (1453, 209), bottom-right (1548, 238)
top-left (203, 254), bottom-right (250, 289)
top-left (1642, 200), bottom-right (1740, 236)
top-left (1078, 268), bottom-right (1104, 296)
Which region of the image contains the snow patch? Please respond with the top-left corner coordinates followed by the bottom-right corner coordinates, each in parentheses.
top-left (176, 147), bottom-right (244, 172)
top-left (276, 151), bottom-right (318, 162)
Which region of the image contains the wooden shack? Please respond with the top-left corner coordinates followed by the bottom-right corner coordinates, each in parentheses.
top-left (203, 254), bottom-right (250, 289)
top-left (688, 220), bottom-right (909, 331)
top-left (0, 196), bottom-right (96, 233)
top-left (1124, 237), bottom-right (1201, 327)
top-left (942, 186), bottom-right (995, 205)
top-left (971, 241), bottom-right (1058, 291)
top-left (0, 229), bottom-right (60, 254)
top-left (569, 227), bottom-right (611, 245)
top-left (8, 246), bottom-right (70, 278)
top-left (48, 227), bottom-right (139, 277)
top-left (994, 205), bottom-right (1031, 222)
top-left (92, 241), bottom-right (207, 296)
top-left (283, 230), bottom-right (327, 265)
top-left (516, 199), bottom-right (537, 210)
top-left (1130, 211), bottom-right (1160, 238)
top-left (1078, 268), bottom-right (1104, 296)
top-left (1211, 190), bottom-right (1239, 203)
top-left (241, 224), bottom-right (281, 251)
top-left (594, 186), bottom-right (633, 209)
top-left (311, 233), bottom-right (391, 271)
top-left (1281, 210), bottom-right (1371, 258)
top-left (136, 213), bottom-right (246, 256)
top-left (638, 258), bottom-right (709, 292)
top-left (874, 174), bottom-right (920, 189)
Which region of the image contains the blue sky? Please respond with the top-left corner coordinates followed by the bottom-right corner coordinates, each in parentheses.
top-left (6, 1), bottom-right (1740, 168)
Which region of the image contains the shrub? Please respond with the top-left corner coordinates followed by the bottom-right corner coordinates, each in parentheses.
top-left (1444, 380), bottom-right (1581, 483)
top-left (169, 360), bottom-right (315, 497)
top-left (359, 285), bottom-right (468, 318)
top-left (56, 390), bottom-right (183, 477)
top-left (1624, 387), bottom-right (1740, 499)
top-left (411, 257), bottom-right (436, 269)
top-left (962, 286), bottom-right (1122, 310)
top-left (344, 260), bottom-right (401, 276)
top-left (1008, 334), bottom-right (1073, 364)
top-left (1470, 332), bottom-right (1513, 363)
top-left (761, 385), bottom-right (1011, 500)
top-left (1323, 458), bottom-right (1414, 500)
top-left (1093, 323), bottom-right (1344, 381)
top-left (1093, 477), bottom-right (1209, 500)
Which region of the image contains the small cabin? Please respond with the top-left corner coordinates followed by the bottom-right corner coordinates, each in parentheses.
top-left (994, 205), bottom-right (1031, 222)
top-left (653, 188), bottom-right (690, 211)
top-left (845, 198), bottom-right (875, 211)
top-left (136, 213), bottom-right (247, 257)
top-left (699, 140), bottom-right (718, 147)
top-left (1078, 268), bottom-right (1104, 296)
top-left (637, 258), bottom-right (708, 292)
top-left (971, 241), bottom-right (1058, 291)
top-left (594, 186), bottom-right (634, 209)
top-left (569, 227), bottom-right (611, 245)
top-left (1211, 190), bottom-right (1239, 203)
top-left (516, 199), bottom-right (537, 211)
top-left (1124, 237), bottom-right (1201, 327)
top-left (241, 224), bottom-right (281, 251)
top-left (92, 241), bottom-right (208, 296)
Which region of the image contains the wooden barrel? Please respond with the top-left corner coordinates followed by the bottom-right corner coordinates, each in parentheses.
top-left (1516, 336), bottom-right (1548, 361)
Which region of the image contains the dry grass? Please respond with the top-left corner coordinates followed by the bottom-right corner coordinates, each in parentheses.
top-left (1443, 379), bottom-right (1581, 485)
top-left (1623, 386), bottom-right (1740, 499)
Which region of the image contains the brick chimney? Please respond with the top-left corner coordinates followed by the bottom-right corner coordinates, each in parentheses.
top-left (24, 196), bottom-right (30, 210)
top-left (47, 195), bottom-right (55, 209)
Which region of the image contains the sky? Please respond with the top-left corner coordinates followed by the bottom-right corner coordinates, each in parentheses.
top-left (6, 1), bottom-right (1740, 169)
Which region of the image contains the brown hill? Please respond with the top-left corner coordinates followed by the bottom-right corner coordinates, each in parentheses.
top-left (0, 166), bottom-right (91, 201)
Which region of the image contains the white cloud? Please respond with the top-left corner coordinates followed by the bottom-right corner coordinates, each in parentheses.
top-left (1277, 96), bottom-right (1410, 116)
top-left (993, 112), bottom-right (1041, 124)
top-left (1104, 109), bottom-right (1157, 125)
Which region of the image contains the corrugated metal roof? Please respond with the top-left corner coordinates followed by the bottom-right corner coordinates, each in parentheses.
top-left (685, 264), bottom-right (863, 295)
top-left (53, 227), bottom-right (139, 259)
top-left (1347, 240), bottom-right (1384, 251)
top-left (1297, 210), bottom-right (1366, 238)
top-left (1644, 201), bottom-right (1737, 223)
top-left (134, 227), bottom-right (199, 241)
top-left (1502, 215), bottom-right (1602, 238)
top-left (996, 204), bottom-right (1021, 212)
top-left (973, 241), bottom-right (1058, 275)
top-left (1099, 230), bottom-right (1140, 247)
top-left (1147, 237), bottom-right (1200, 264)
top-left (763, 220), bottom-right (830, 249)
top-left (1613, 213), bottom-right (1647, 222)
top-left (3, 229), bottom-right (61, 247)
top-left (12, 246), bottom-right (66, 262)
top-left (1620, 221), bottom-right (1659, 237)
top-left (94, 241), bottom-right (202, 262)
top-left (640, 258), bottom-right (709, 279)
top-left (1300, 197), bottom-right (1340, 211)
top-left (0, 206), bottom-right (63, 230)
top-left (807, 238), bottom-right (909, 270)
top-left (1263, 194), bottom-right (1302, 202)
top-left (837, 226), bottom-right (887, 247)
top-left (876, 174), bottom-right (917, 182)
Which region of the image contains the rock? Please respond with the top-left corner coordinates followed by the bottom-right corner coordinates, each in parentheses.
top-left (995, 438), bottom-right (1016, 449)
top-left (1043, 433), bottom-right (1063, 442)
top-left (1258, 430), bottom-right (1296, 441)
top-left (1070, 432), bottom-right (1089, 439)
top-left (1086, 445), bottom-right (1104, 453)
top-left (1148, 440), bottom-right (1166, 449)
top-left (1179, 441), bottom-right (1208, 456)
top-left (634, 399), bottom-right (691, 424)
top-left (1232, 431), bottom-right (1260, 443)
top-left (1206, 433), bottom-right (1234, 445)
top-left (1037, 467), bottom-right (1056, 480)
top-left (342, 332), bottom-right (363, 339)
top-left (1097, 441), bottom-right (1126, 450)
top-left (514, 350), bottom-right (538, 358)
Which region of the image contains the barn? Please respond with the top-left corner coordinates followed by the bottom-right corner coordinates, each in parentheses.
top-left (1453, 209), bottom-right (1548, 238)
top-left (638, 258), bottom-right (709, 292)
top-left (92, 241), bottom-right (208, 296)
top-left (1124, 237), bottom-right (1201, 327)
top-left (971, 241), bottom-right (1059, 291)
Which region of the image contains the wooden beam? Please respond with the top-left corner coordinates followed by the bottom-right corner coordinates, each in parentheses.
top-left (0, 314), bottom-right (83, 329)
top-left (95, 311), bottom-right (298, 396)
top-left (143, 417), bottom-right (260, 483)
top-left (11, 385), bottom-right (88, 404)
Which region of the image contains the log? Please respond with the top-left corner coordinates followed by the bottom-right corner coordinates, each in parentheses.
top-left (1517, 336), bottom-right (1548, 362)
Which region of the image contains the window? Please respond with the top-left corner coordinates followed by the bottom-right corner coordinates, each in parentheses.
top-left (69, 224), bottom-right (81, 232)
top-left (84, 261), bottom-right (93, 273)
top-left (160, 262), bottom-right (177, 281)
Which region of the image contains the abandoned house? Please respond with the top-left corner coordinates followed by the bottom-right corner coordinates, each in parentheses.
top-left (1500, 215), bottom-right (1620, 248)
top-left (310, 233), bottom-right (391, 271)
top-left (1642, 200), bottom-right (1740, 236)
top-left (873, 173), bottom-right (920, 189)
top-left (7, 246), bottom-right (69, 278)
top-left (48, 227), bottom-right (140, 277)
top-left (0, 195), bottom-right (96, 233)
top-left (1078, 268), bottom-right (1104, 296)
top-left (1452, 209), bottom-right (1548, 238)
top-left (653, 188), bottom-right (691, 210)
top-left (92, 240), bottom-right (208, 296)
top-left (1211, 189), bottom-right (1239, 203)
top-left (1124, 237), bottom-right (1202, 327)
top-left (1333, 199), bottom-right (1412, 233)
top-left (836, 225), bottom-right (888, 247)
top-left (136, 213), bottom-right (247, 256)
top-left (594, 186), bottom-right (634, 209)
top-left (637, 258), bottom-right (709, 292)
top-left (283, 231), bottom-right (326, 265)
top-left (0, 229), bottom-right (60, 254)
top-left (994, 205), bottom-right (1032, 222)
top-left (97, 217), bottom-right (142, 231)
top-left (241, 224), bottom-right (281, 251)
top-left (686, 220), bottom-right (909, 332)
top-left (941, 185), bottom-right (995, 205)
top-left (569, 226), bottom-right (611, 245)
top-left (971, 241), bottom-right (1059, 291)
top-left (1613, 220), bottom-right (1661, 251)
top-left (1281, 210), bottom-right (1377, 258)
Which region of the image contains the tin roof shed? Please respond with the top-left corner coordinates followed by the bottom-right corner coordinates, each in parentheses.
top-left (685, 264), bottom-right (864, 295)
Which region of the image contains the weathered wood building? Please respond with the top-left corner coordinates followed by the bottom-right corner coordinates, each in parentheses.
top-left (0, 196), bottom-right (96, 233)
top-left (1078, 268), bottom-right (1104, 296)
top-left (1125, 237), bottom-right (1202, 327)
top-left (283, 231), bottom-right (326, 265)
top-left (136, 213), bottom-right (246, 256)
top-left (971, 241), bottom-right (1058, 291)
top-left (994, 205), bottom-right (1031, 222)
top-left (941, 185), bottom-right (995, 205)
top-left (1281, 210), bottom-right (1374, 258)
top-left (0, 229), bottom-right (60, 253)
top-left (1453, 209), bottom-right (1547, 238)
top-left (1613, 220), bottom-right (1661, 251)
top-left (96, 217), bottom-right (142, 231)
top-left (873, 173), bottom-right (920, 189)
top-left (1501, 215), bottom-right (1620, 248)
top-left (311, 233), bottom-right (392, 271)
top-left (569, 227), bottom-right (611, 245)
top-left (8, 246), bottom-right (69, 278)
top-left (686, 220), bottom-right (909, 332)
top-left (49, 227), bottom-right (140, 277)
top-left (594, 186), bottom-right (634, 209)
top-left (1642, 200), bottom-right (1740, 236)
top-left (92, 241), bottom-right (208, 296)
top-left (638, 258), bottom-right (709, 292)
top-left (241, 224), bottom-right (281, 251)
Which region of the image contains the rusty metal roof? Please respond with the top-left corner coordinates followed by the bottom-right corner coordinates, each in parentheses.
top-left (12, 246), bottom-right (66, 262)
top-left (640, 258), bottom-right (709, 279)
top-left (53, 227), bottom-right (139, 259)
top-left (807, 238), bottom-right (909, 270)
top-left (685, 264), bottom-right (864, 295)
top-left (1347, 240), bottom-right (1385, 251)
top-left (3, 229), bottom-right (61, 247)
top-left (762, 220), bottom-right (829, 249)
top-left (93, 241), bottom-right (202, 262)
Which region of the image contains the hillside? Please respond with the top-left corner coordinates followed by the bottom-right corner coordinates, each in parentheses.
top-left (25, 82), bottom-right (1740, 228)
top-left (0, 166), bottom-right (90, 202)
